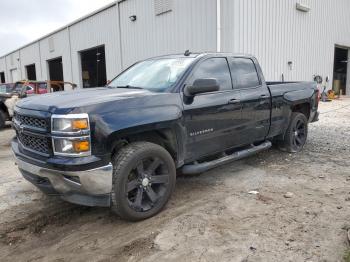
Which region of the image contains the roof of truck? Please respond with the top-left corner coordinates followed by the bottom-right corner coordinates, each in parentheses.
top-left (148, 52), bottom-right (255, 60)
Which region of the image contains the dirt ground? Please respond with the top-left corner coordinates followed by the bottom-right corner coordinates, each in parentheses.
top-left (0, 98), bottom-right (349, 262)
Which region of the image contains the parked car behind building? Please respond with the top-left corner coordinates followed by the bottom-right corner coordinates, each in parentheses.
top-left (0, 80), bottom-right (77, 128)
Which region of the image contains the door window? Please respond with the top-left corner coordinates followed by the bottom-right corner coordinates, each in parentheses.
top-left (231, 58), bottom-right (260, 89)
top-left (191, 58), bottom-right (233, 91)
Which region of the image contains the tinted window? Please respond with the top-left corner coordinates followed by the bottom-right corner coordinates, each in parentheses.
top-left (191, 58), bottom-right (232, 91)
top-left (38, 83), bottom-right (47, 90)
top-left (231, 58), bottom-right (260, 89)
top-left (0, 84), bottom-right (7, 93)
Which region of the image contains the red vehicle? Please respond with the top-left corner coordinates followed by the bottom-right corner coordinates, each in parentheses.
top-left (14, 80), bottom-right (76, 95)
top-left (24, 83), bottom-right (47, 95)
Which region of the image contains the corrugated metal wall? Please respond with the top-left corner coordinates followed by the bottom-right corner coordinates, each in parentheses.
top-left (69, 5), bottom-right (121, 86)
top-left (221, 0), bottom-right (350, 83)
top-left (0, 4), bottom-right (120, 89)
top-left (19, 43), bottom-right (42, 80)
top-left (38, 29), bottom-right (72, 83)
top-left (5, 51), bottom-right (21, 82)
top-left (119, 0), bottom-right (217, 68)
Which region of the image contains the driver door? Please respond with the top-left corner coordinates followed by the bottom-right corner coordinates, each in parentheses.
top-left (182, 57), bottom-right (242, 162)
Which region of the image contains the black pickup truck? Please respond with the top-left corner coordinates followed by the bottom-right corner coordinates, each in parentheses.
top-left (12, 52), bottom-right (319, 221)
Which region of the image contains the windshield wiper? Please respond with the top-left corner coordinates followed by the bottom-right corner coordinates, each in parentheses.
top-left (115, 85), bottom-right (143, 90)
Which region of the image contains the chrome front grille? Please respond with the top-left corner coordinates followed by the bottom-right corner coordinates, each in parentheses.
top-left (14, 112), bottom-right (47, 130)
top-left (17, 132), bottom-right (50, 155)
top-left (13, 110), bottom-right (51, 156)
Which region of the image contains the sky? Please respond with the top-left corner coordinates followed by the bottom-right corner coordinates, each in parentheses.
top-left (0, 0), bottom-right (115, 56)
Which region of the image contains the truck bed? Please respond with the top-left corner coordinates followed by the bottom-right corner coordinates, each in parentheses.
top-left (267, 81), bottom-right (317, 101)
top-left (265, 81), bottom-right (318, 139)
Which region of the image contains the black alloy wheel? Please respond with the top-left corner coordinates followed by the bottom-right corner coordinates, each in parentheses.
top-left (292, 118), bottom-right (307, 149)
top-left (126, 157), bottom-right (170, 212)
top-left (278, 112), bottom-right (308, 153)
top-left (111, 142), bottom-right (176, 221)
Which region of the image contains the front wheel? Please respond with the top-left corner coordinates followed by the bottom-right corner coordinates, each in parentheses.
top-left (110, 142), bottom-right (176, 221)
top-left (278, 112), bottom-right (308, 153)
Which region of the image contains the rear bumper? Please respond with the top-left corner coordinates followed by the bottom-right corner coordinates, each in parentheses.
top-left (12, 139), bottom-right (113, 207)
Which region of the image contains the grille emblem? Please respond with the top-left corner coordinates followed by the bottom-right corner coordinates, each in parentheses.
top-left (19, 124), bottom-right (24, 134)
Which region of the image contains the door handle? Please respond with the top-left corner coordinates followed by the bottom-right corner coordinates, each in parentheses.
top-left (259, 94), bottom-right (269, 105)
top-left (228, 99), bottom-right (241, 104)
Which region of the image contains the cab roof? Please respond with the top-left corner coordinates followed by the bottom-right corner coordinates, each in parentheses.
top-left (148, 52), bottom-right (255, 60)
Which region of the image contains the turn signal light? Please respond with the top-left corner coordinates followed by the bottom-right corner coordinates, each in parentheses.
top-left (72, 119), bottom-right (88, 130)
top-left (73, 140), bottom-right (90, 152)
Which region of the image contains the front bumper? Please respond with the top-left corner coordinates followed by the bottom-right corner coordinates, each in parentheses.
top-left (12, 139), bottom-right (113, 207)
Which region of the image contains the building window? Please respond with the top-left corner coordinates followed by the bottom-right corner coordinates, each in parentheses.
top-left (10, 54), bottom-right (14, 66)
top-left (48, 37), bottom-right (55, 52)
top-left (154, 0), bottom-right (172, 16)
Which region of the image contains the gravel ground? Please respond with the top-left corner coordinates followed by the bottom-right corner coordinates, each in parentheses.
top-left (0, 98), bottom-right (349, 262)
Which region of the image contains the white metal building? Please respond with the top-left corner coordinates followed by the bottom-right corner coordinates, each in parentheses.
top-left (0, 0), bottom-right (350, 94)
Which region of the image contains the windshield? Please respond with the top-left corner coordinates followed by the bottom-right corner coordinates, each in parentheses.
top-left (108, 58), bottom-right (194, 92)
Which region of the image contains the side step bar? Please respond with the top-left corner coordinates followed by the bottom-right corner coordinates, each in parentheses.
top-left (181, 141), bottom-right (272, 175)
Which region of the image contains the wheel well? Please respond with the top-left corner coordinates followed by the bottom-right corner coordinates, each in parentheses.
top-left (291, 103), bottom-right (310, 120)
top-left (110, 129), bottom-right (178, 162)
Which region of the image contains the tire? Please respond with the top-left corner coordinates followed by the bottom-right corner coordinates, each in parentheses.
top-left (0, 110), bottom-right (6, 129)
top-left (110, 141), bottom-right (176, 221)
top-left (278, 112), bottom-right (308, 153)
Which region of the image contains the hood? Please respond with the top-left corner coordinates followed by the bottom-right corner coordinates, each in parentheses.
top-left (16, 87), bottom-right (156, 113)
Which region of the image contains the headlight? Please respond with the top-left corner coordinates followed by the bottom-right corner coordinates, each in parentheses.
top-left (53, 137), bottom-right (91, 156)
top-left (51, 114), bottom-right (91, 157)
top-left (52, 114), bottom-right (89, 134)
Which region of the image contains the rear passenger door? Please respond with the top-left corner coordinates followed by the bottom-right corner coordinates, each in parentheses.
top-left (183, 57), bottom-right (242, 161)
top-left (229, 57), bottom-right (271, 144)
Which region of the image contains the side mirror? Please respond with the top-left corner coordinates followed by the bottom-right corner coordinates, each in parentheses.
top-left (184, 78), bottom-right (220, 96)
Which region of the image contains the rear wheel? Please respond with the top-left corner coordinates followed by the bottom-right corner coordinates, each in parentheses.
top-left (110, 142), bottom-right (176, 221)
top-left (278, 112), bottom-right (308, 153)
